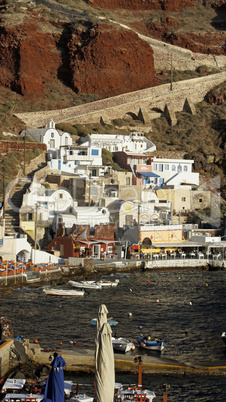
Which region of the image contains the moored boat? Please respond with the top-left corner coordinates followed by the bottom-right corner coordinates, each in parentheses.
top-left (43, 288), bottom-right (85, 297)
top-left (68, 280), bottom-right (101, 290)
top-left (91, 318), bottom-right (118, 327)
top-left (2, 394), bottom-right (44, 402)
top-left (137, 335), bottom-right (165, 351)
top-left (221, 332), bottom-right (226, 344)
top-left (97, 279), bottom-right (119, 287)
top-left (115, 383), bottom-right (156, 401)
top-left (112, 337), bottom-right (135, 353)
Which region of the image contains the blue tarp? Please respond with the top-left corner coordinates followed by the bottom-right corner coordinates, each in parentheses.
top-left (137, 171), bottom-right (159, 177)
top-left (43, 355), bottom-right (66, 402)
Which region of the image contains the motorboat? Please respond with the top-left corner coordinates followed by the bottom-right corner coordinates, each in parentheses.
top-left (1, 379), bottom-right (26, 393)
top-left (112, 337), bottom-right (135, 353)
top-left (43, 288), bottom-right (85, 297)
top-left (221, 332), bottom-right (226, 344)
top-left (97, 279), bottom-right (119, 287)
top-left (91, 318), bottom-right (118, 327)
top-left (68, 280), bottom-right (101, 290)
top-left (137, 335), bottom-right (166, 351)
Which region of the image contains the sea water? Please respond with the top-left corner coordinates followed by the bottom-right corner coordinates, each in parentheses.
top-left (1, 270), bottom-right (226, 400)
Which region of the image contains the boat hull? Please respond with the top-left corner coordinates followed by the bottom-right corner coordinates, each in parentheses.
top-left (68, 280), bottom-right (101, 290)
top-left (43, 288), bottom-right (84, 297)
top-left (137, 336), bottom-right (165, 351)
top-left (221, 332), bottom-right (226, 344)
top-left (112, 337), bottom-right (135, 353)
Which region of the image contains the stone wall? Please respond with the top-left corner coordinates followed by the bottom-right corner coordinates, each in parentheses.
top-left (0, 140), bottom-right (46, 155)
top-left (15, 72), bottom-right (226, 128)
top-left (0, 339), bottom-right (14, 377)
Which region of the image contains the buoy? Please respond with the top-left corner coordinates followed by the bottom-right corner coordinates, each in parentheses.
top-left (147, 336), bottom-right (151, 340)
top-left (148, 280), bottom-right (150, 284)
top-left (60, 342), bottom-right (63, 345)
top-left (130, 289), bottom-right (133, 292)
top-left (139, 325), bottom-right (143, 330)
top-left (206, 283), bottom-right (208, 287)
top-left (128, 312), bottom-right (132, 317)
top-left (189, 302), bottom-right (192, 305)
top-left (69, 341), bottom-right (73, 345)
top-left (34, 339), bottom-right (38, 344)
top-left (59, 305), bottom-right (62, 308)
top-left (73, 340), bottom-right (76, 345)
top-left (185, 329), bottom-right (188, 334)
top-left (156, 299), bottom-right (159, 303)
top-left (179, 277), bottom-right (181, 280)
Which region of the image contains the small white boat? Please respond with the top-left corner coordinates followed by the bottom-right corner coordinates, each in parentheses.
top-left (97, 279), bottom-right (119, 287)
top-left (91, 318), bottom-right (118, 327)
top-left (221, 332), bottom-right (226, 344)
top-left (112, 337), bottom-right (135, 353)
top-left (68, 280), bottom-right (101, 290)
top-left (43, 288), bottom-right (84, 297)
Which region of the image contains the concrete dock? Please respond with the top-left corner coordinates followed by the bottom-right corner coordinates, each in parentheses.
top-left (25, 342), bottom-right (226, 377)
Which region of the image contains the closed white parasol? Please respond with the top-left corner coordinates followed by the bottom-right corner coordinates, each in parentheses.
top-left (95, 304), bottom-right (115, 402)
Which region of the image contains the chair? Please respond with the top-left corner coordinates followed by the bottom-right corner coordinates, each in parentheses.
top-left (135, 394), bottom-right (146, 401)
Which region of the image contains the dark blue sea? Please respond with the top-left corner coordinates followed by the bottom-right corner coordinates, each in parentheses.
top-left (1, 270), bottom-right (226, 400)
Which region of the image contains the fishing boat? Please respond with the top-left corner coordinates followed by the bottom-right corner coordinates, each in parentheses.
top-left (221, 332), bottom-right (226, 344)
top-left (68, 280), bottom-right (101, 290)
top-left (97, 279), bottom-right (119, 287)
top-left (43, 288), bottom-right (84, 297)
top-left (137, 335), bottom-right (165, 351)
top-left (112, 337), bottom-right (135, 353)
top-left (91, 318), bottom-right (118, 327)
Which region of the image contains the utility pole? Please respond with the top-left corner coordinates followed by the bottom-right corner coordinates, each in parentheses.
top-left (34, 203), bottom-right (38, 264)
top-left (138, 202), bottom-right (141, 259)
top-left (23, 128), bottom-right (26, 177)
top-left (88, 172), bottom-right (91, 206)
top-left (170, 53), bottom-right (173, 91)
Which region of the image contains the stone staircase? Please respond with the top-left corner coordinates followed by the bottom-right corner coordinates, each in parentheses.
top-left (4, 178), bottom-right (31, 236)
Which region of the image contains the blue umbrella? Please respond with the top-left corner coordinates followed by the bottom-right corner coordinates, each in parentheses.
top-left (43, 353), bottom-right (66, 402)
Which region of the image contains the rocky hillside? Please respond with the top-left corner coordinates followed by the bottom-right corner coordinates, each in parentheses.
top-left (0, 0), bottom-right (225, 216)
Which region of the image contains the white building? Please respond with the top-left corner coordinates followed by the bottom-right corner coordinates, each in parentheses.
top-left (80, 132), bottom-right (156, 154)
top-left (57, 206), bottom-right (110, 229)
top-left (151, 158), bottom-right (199, 188)
top-left (20, 181), bottom-right (78, 238)
top-left (20, 120), bottom-right (73, 160)
top-left (48, 144), bottom-right (106, 176)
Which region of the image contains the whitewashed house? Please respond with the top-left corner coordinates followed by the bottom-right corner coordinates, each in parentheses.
top-left (57, 206), bottom-right (110, 229)
top-left (20, 120), bottom-right (73, 160)
top-left (151, 157), bottom-right (199, 188)
top-left (20, 181), bottom-right (78, 243)
top-left (80, 132), bottom-right (156, 153)
top-left (49, 144), bottom-right (106, 176)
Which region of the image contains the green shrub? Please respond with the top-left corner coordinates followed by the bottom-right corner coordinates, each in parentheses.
top-left (56, 123), bottom-right (78, 135)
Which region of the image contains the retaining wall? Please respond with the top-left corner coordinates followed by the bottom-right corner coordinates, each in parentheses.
top-left (15, 72), bottom-right (226, 128)
top-left (0, 340), bottom-right (14, 378)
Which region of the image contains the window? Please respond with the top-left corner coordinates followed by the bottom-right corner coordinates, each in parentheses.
top-left (178, 165), bottom-right (182, 173)
top-left (91, 149), bottom-right (99, 156)
top-left (199, 198), bottom-right (203, 203)
top-left (165, 164), bottom-right (169, 170)
top-left (65, 137), bottom-right (68, 145)
top-left (59, 193), bottom-right (63, 199)
top-left (135, 158), bottom-right (139, 165)
top-left (182, 197), bottom-right (186, 202)
top-left (172, 165), bottom-right (176, 171)
top-left (159, 164), bottom-right (163, 171)
top-left (50, 139), bottom-right (55, 148)
top-left (51, 132), bottom-right (54, 138)
top-left (153, 164), bottom-right (157, 171)
top-left (142, 158), bottom-right (146, 165)
top-left (126, 177), bottom-right (130, 185)
top-left (108, 246), bottom-right (113, 253)
top-left (154, 178), bottom-right (158, 184)
top-left (184, 165), bottom-right (188, 171)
